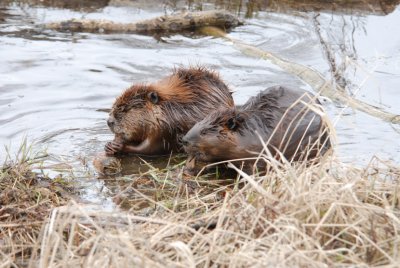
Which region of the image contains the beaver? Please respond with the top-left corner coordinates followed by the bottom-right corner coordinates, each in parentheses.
top-left (105, 67), bottom-right (234, 156)
top-left (182, 85), bottom-right (331, 173)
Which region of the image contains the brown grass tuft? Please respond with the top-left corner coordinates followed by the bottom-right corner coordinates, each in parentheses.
top-left (2, 138), bottom-right (399, 267)
top-left (32, 155), bottom-right (400, 267)
top-left (0, 140), bottom-right (72, 267)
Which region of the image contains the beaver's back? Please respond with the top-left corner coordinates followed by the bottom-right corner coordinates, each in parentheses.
top-left (243, 86), bottom-right (330, 161)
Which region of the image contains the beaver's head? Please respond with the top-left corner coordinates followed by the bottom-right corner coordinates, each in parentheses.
top-left (182, 108), bottom-right (258, 165)
top-left (107, 84), bottom-right (166, 146)
top-left (107, 74), bottom-right (208, 147)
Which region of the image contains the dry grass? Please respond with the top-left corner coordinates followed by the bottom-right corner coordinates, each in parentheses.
top-left (22, 154), bottom-right (400, 267)
top-left (1, 135), bottom-right (400, 268)
top-left (2, 113), bottom-right (399, 268)
top-left (0, 140), bottom-right (73, 267)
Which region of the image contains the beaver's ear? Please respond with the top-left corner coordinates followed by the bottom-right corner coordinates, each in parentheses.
top-left (147, 92), bottom-right (159, 104)
top-left (226, 115), bottom-right (243, 131)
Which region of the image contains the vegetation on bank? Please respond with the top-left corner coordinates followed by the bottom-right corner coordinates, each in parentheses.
top-left (1, 141), bottom-right (399, 267)
top-left (0, 141), bottom-right (74, 267)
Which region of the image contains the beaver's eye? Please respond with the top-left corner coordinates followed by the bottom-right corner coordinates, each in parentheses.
top-left (200, 129), bottom-right (207, 136)
top-left (226, 118), bottom-right (238, 130)
top-left (148, 92), bottom-right (159, 104)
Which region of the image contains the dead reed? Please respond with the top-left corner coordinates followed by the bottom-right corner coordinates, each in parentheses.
top-left (30, 155), bottom-right (400, 267)
top-left (0, 140), bottom-right (72, 267)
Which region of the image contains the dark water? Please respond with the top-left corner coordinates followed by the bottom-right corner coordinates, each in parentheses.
top-left (1, 0), bottom-right (400, 207)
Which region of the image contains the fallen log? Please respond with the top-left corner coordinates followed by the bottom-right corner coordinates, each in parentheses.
top-left (45, 10), bottom-right (243, 34)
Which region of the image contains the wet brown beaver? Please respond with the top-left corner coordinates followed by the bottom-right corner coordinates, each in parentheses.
top-left (182, 85), bottom-right (331, 173)
top-left (105, 67), bottom-right (234, 156)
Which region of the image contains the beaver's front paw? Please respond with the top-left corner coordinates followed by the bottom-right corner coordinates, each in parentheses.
top-left (105, 141), bottom-right (124, 156)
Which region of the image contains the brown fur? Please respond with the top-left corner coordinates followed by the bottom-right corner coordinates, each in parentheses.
top-left (182, 86), bottom-right (331, 173)
top-left (105, 66), bottom-right (234, 156)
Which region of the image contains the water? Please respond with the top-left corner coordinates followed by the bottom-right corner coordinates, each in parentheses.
top-left (1, 0), bottom-right (399, 207)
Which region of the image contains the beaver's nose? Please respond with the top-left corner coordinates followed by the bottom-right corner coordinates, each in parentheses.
top-left (107, 117), bottom-right (115, 129)
top-left (182, 135), bottom-right (198, 148)
top-left (181, 136), bottom-right (190, 147)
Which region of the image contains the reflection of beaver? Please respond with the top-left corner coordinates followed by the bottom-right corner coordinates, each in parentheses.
top-left (105, 67), bottom-right (234, 156)
top-left (182, 86), bottom-right (331, 173)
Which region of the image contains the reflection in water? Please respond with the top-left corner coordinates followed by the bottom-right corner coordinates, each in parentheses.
top-left (0, 0), bottom-right (399, 208)
top-left (185, 0), bottom-right (400, 16)
top-left (312, 13), bottom-right (363, 91)
top-left (97, 154), bottom-right (236, 212)
top-left (2, 0), bottom-right (400, 15)
top-left (2, 0), bottom-right (110, 11)
top-left (264, 0), bottom-right (400, 15)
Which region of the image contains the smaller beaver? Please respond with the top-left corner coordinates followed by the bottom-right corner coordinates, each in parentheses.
top-left (182, 86), bottom-right (331, 173)
top-left (105, 67), bottom-right (234, 156)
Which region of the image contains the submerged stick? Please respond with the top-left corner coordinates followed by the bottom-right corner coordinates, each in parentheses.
top-left (45, 10), bottom-right (243, 34)
top-left (199, 26), bottom-right (400, 125)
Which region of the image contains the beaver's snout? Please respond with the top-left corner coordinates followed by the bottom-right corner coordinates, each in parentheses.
top-left (181, 137), bottom-right (189, 147)
top-left (181, 136), bottom-right (197, 152)
top-left (182, 133), bottom-right (202, 162)
top-left (182, 128), bottom-right (201, 149)
top-left (182, 134), bottom-right (205, 176)
top-left (107, 117), bottom-right (115, 131)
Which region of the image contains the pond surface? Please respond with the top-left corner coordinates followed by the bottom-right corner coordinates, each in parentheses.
top-left (1, 0), bottom-right (399, 206)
